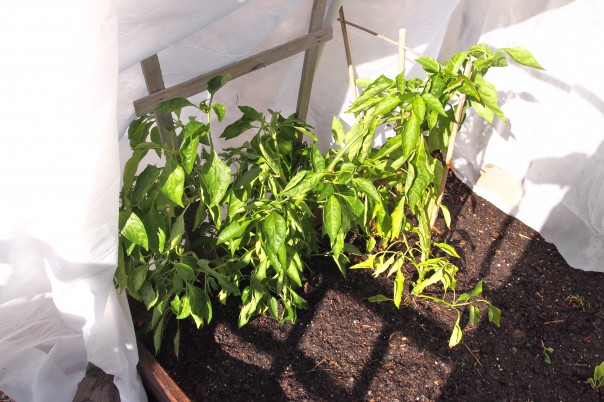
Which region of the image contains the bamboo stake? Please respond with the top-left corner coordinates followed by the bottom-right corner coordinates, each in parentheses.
top-left (398, 28), bottom-right (406, 74)
top-left (430, 61), bottom-right (474, 230)
top-left (339, 6), bottom-right (358, 97)
top-left (336, 18), bottom-right (424, 59)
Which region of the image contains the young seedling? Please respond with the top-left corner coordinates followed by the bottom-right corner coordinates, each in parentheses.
top-left (541, 340), bottom-right (554, 364)
top-left (587, 361), bottom-right (604, 391)
top-left (564, 294), bottom-right (585, 312)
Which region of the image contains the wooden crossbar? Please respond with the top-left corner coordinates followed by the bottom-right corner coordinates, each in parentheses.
top-left (134, 26), bottom-right (332, 117)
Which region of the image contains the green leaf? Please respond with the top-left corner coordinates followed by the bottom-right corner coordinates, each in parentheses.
top-left (401, 114), bottom-right (421, 161)
top-left (128, 265), bottom-right (148, 292)
top-left (174, 294), bottom-right (191, 319)
top-left (268, 297), bottom-right (279, 319)
top-left (469, 305), bottom-right (480, 326)
top-left (153, 315), bottom-right (166, 354)
top-left (421, 93), bottom-right (447, 116)
top-left (180, 136), bottom-right (200, 174)
top-left (448, 316), bottom-right (463, 348)
top-left (281, 172), bottom-right (324, 197)
top-left (352, 178), bottom-right (381, 204)
top-left (212, 104), bottom-right (226, 122)
top-left (238, 105), bottom-right (263, 122)
top-left (207, 75), bottom-right (230, 96)
top-left (217, 220), bottom-right (251, 245)
top-left (488, 304), bottom-right (501, 327)
top-left (435, 242), bottom-right (460, 258)
top-left (416, 56), bottom-right (440, 73)
top-left (412, 97), bottom-right (426, 122)
top-left (441, 204), bottom-right (452, 228)
top-left (159, 158), bottom-right (185, 207)
top-left (132, 165), bottom-right (161, 202)
top-left (502, 47), bottom-right (544, 70)
top-left (119, 211), bottom-right (149, 250)
top-left (474, 74), bottom-right (507, 123)
top-left (174, 327), bottom-right (180, 358)
top-left (310, 144), bottom-right (325, 172)
top-left (122, 151), bottom-right (146, 199)
top-left (263, 212), bottom-right (287, 255)
top-left (156, 98), bottom-right (195, 113)
top-left (140, 281), bottom-right (158, 309)
top-left (407, 145), bottom-right (433, 209)
top-left (470, 99), bottom-right (495, 124)
top-left (395, 71), bottom-right (406, 93)
top-left (332, 116), bottom-right (346, 146)
top-left (200, 151), bottom-right (231, 206)
top-left (470, 280), bottom-right (483, 298)
top-left (115, 244), bottom-right (127, 291)
top-left (368, 294), bottom-right (392, 303)
top-left (169, 212), bottom-right (185, 250)
top-left (393, 271), bottom-right (405, 308)
top-left (324, 195), bottom-right (342, 245)
top-left (374, 93), bottom-right (400, 115)
top-left (189, 286), bottom-right (212, 328)
top-left (174, 262), bottom-right (196, 282)
top-left (221, 119), bottom-right (254, 140)
top-left (347, 78), bottom-right (392, 113)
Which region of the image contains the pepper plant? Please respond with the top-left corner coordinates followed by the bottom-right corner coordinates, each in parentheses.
top-left (117, 45), bottom-right (542, 353)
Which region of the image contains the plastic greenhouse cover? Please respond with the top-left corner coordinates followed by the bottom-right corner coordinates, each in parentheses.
top-left (1, 1), bottom-right (602, 401)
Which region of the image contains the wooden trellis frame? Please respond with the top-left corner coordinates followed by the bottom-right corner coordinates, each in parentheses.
top-left (134, 0), bottom-right (331, 125)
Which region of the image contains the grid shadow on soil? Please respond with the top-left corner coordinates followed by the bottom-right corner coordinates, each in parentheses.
top-left (144, 175), bottom-right (604, 401)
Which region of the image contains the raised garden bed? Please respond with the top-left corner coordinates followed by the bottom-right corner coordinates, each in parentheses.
top-left (135, 173), bottom-right (604, 401)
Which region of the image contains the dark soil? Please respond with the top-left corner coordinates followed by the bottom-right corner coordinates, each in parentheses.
top-left (139, 174), bottom-right (604, 401)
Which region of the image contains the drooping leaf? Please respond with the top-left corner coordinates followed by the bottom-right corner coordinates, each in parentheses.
top-left (368, 294), bottom-right (392, 303)
top-left (393, 271), bottom-right (405, 308)
top-left (448, 315), bottom-right (463, 348)
top-left (159, 157), bottom-right (185, 207)
top-left (474, 74), bottom-right (507, 123)
top-left (488, 304), bottom-right (501, 327)
top-left (332, 116), bottom-right (346, 146)
top-left (502, 47), bottom-right (544, 70)
top-left (180, 136), bottom-right (200, 174)
top-left (401, 113), bottom-right (421, 161)
top-left (324, 195), bottom-right (342, 245)
top-left (189, 285), bottom-right (212, 328)
top-left (133, 165), bottom-right (161, 202)
top-left (263, 212), bottom-right (287, 255)
top-left (469, 305), bottom-right (480, 326)
top-left (128, 265), bottom-right (148, 292)
top-left (169, 212), bottom-right (185, 250)
top-left (352, 178), bottom-right (381, 204)
top-left (281, 172), bottom-right (324, 197)
top-left (200, 151), bottom-right (231, 206)
top-left (212, 104), bottom-right (226, 122)
top-left (422, 93), bottom-right (447, 116)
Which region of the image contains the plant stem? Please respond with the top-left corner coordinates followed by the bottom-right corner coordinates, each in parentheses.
top-left (429, 61), bottom-right (473, 230)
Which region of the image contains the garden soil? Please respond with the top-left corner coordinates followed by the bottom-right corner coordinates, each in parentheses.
top-left (109, 174), bottom-right (604, 401)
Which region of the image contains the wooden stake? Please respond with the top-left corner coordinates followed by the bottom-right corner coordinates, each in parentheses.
top-left (135, 28), bottom-right (332, 117)
top-left (430, 61), bottom-right (474, 230)
top-left (339, 6), bottom-right (358, 97)
top-left (140, 54), bottom-right (176, 148)
top-left (296, 0), bottom-right (328, 122)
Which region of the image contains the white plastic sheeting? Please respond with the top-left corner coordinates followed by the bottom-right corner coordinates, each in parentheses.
top-left (1, 1), bottom-right (144, 401)
top-left (1, 0), bottom-right (602, 401)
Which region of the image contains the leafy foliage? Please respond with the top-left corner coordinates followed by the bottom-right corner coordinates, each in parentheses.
top-left (117, 45), bottom-right (541, 353)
